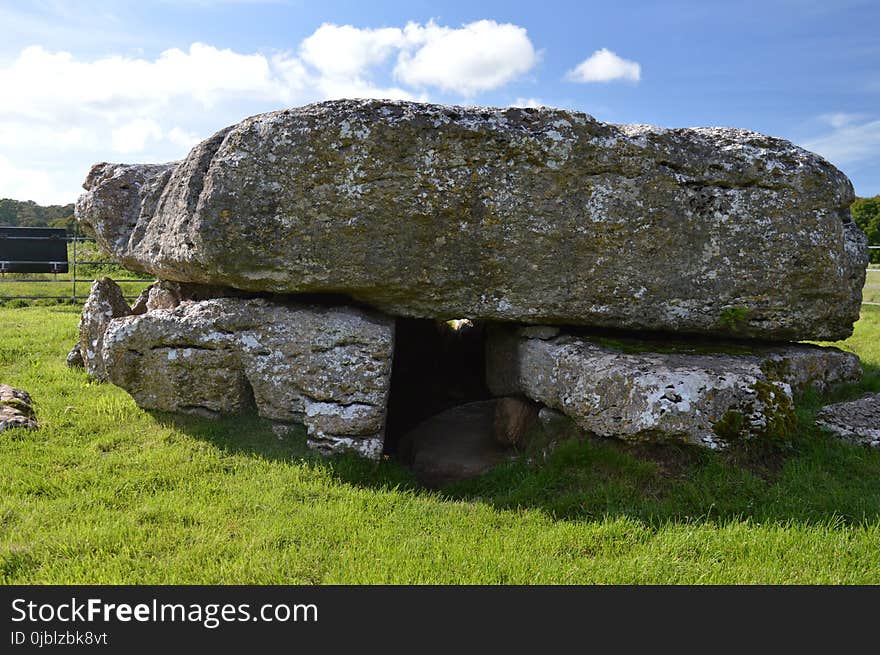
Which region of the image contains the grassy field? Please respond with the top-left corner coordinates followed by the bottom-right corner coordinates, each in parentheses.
top-left (867, 266), bottom-right (880, 304)
top-left (1, 304), bottom-right (879, 584)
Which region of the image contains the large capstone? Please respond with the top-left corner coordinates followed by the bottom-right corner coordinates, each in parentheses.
top-left (76, 99), bottom-right (867, 340)
top-left (486, 327), bottom-right (862, 449)
top-left (101, 298), bottom-right (395, 459)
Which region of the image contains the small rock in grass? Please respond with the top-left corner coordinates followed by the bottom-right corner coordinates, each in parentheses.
top-left (493, 397), bottom-right (538, 447)
top-left (400, 400), bottom-right (514, 487)
top-left (66, 342), bottom-right (84, 368)
top-left (0, 384), bottom-right (37, 433)
top-left (816, 393), bottom-right (880, 448)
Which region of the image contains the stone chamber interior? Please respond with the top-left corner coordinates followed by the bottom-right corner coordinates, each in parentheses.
top-left (383, 318), bottom-right (491, 458)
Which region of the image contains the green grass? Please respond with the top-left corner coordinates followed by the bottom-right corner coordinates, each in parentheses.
top-left (866, 266), bottom-right (880, 304)
top-left (1, 305), bottom-right (880, 584)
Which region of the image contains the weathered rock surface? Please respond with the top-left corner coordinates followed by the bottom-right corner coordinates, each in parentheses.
top-left (145, 280), bottom-right (184, 312)
top-left (76, 99), bottom-right (867, 340)
top-left (816, 394), bottom-right (880, 448)
top-left (101, 297), bottom-right (395, 459)
top-left (139, 279), bottom-right (256, 313)
top-left (0, 384), bottom-right (37, 433)
top-left (487, 327), bottom-right (862, 449)
top-left (129, 286), bottom-right (151, 315)
top-left (79, 277), bottom-right (131, 380)
top-left (400, 400), bottom-right (514, 487)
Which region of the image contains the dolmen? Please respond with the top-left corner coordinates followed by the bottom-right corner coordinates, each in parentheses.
top-left (74, 99), bottom-right (869, 460)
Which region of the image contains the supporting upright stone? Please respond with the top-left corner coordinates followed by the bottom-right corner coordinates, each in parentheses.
top-left (487, 326), bottom-right (861, 449)
top-left (102, 298), bottom-right (395, 459)
top-left (78, 277), bottom-right (131, 380)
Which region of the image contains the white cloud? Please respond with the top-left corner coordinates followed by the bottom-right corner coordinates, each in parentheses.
top-left (566, 48), bottom-right (641, 83)
top-left (300, 23), bottom-right (406, 78)
top-left (300, 20), bottom-right (539, 97)
top-left (394, 20), bottom-right (539, 95)
top-left (0, 121), bottom-right (91, 150)
top-left (0, 43), bottom-right (287, 120)
top-left (0, 20), bottom-right (540, 204)
top-left (167, 127), bottom-right (202, 150)
top-left (111, 118), bottom-right (164, 153)
top-left (803, 117), bottom-right (880, 167)
top-left (310, 77), bottom-right (420, 103)
top-left (0, 154), bottom-right (63, 205)
top-left (820, 112), bottom-right (863, 129)
top-left (511, 97), bottom-right (545, 108)
top-left (0, 43), bottom-right (307, 203)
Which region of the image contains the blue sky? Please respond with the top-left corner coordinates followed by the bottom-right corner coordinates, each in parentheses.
top-left (1, 0), bottom-right (878, 204)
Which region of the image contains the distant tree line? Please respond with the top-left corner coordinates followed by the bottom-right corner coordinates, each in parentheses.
top-left (0, 199), bottom-right (75, 232)
top-left (852, 196), bottom-right (880, 264)
top-left (1, 195), bottom-right (878, 261)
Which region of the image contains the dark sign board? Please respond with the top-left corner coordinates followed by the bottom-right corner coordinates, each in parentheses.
top-left (0, 226), bottom-right (69, 273)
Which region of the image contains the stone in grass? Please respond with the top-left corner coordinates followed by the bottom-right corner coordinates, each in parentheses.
top-left (487, 326), bottom-right (862, 450)
top-left (66, 343), bottom-right (84, 368)
top-left (101, 297), bottom-right (394, 460)
top-left (78, 277), bottom-right (131, 381)
top-left (493, 397), bottom-right (538, 447)
top-left (0, 384), bottom-right (37, 433)
top-left (815, 393), bottom-right (880, 448)
top-left (400, 400), bottom-right (515, 487)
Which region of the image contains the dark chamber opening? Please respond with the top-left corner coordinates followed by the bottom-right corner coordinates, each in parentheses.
top-left (383, 318), bottom-right (491, 456)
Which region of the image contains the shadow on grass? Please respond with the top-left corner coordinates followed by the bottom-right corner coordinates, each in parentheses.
top-left (148, 410), bottom-right (423, 493)
top-left (154, 372), bottom-right (880, 530)
top-left (858, 361), bottom-right (880, 394)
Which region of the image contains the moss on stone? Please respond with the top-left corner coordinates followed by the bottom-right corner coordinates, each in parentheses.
top-left (710, 382), bottom-right (796, 444)
top-left (0, 397), bottom-right (33, 416)
top-left (759, 357), bottom-right (790, 381)
top-left (751, 380), bottom-right (797, 440)
top-left (713, 410), bottom-right (746, 441)
top-left (717, 306), bottom-right (750, 332)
